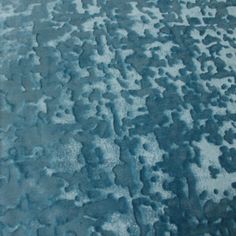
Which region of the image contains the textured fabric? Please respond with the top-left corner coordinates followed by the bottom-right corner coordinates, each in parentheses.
top-left (0, 0), bottom-right (236, 235)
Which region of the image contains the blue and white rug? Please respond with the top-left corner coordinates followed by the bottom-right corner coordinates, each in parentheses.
top-left (0, 0), bottom-right (236, 235)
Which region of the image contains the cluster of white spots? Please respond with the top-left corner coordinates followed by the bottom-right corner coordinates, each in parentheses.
top-left (92, 34), bottom-right (115, 64)
top-left (51, 139), bottom-right (82, 173)
top-left (128, 2), bottom-right (162, 37)
top-left (51, 89), bottom-right (76, 124)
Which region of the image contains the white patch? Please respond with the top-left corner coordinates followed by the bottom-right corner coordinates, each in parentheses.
top-left (191, 137), bottom-right (236, 203)
top-left (227, 7), bottom-right (236, 17)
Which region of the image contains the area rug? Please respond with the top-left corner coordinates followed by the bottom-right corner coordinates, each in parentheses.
top-left (0, 0), bottom-right (236, 235)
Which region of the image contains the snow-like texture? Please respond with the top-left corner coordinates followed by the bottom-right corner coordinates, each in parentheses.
top-left (0, 0), bottom-right (236, 235)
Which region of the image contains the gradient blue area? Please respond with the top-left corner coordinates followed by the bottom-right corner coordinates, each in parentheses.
top-left (0, 0), bottom-right (236, 235)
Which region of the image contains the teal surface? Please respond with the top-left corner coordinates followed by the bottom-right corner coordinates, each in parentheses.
top-left (0, 0), bottom-right (236, 235)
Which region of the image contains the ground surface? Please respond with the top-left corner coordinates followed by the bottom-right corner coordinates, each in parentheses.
top-left (0, 0), bottom-right (236, 235)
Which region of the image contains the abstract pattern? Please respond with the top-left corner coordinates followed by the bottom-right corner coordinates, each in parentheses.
top-left (0, 0), bottom-right (236, 235)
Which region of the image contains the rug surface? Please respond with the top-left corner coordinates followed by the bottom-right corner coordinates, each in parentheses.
top-left (0, 0), bottom-right (236, 235)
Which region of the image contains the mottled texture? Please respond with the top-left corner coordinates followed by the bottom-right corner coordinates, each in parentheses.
top-left (0, 0), bottom-right (236, 235)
